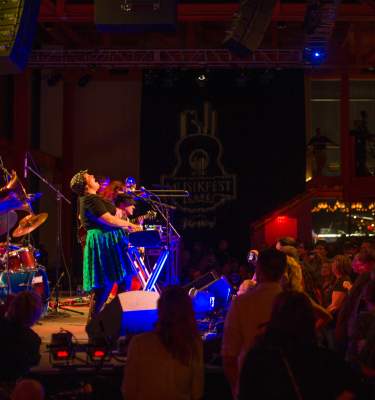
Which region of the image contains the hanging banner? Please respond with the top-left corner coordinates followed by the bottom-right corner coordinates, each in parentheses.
top-left (162, 102), bottom-right (236, 228)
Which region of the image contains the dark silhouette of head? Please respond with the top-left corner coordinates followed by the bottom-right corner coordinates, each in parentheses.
top-left (6, 291), bottom-right (42, 328)
top-left (256, 248), bottom-right (287, 283)
top-left (260, 291), bottom-right (316, 349)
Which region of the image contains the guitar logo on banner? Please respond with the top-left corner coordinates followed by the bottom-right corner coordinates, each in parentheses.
top-left (161, 102), bottom-right (236, 229)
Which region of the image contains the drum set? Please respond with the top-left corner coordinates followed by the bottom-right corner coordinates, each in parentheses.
top-left (0, 170), bottom-right (49, 312)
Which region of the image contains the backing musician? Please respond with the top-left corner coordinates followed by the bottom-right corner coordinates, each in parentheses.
top-left (70, 170), bottom-right (140, 322)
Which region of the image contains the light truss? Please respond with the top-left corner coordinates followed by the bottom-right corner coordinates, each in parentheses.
top-left (29, 48), bottom-right (305, 68)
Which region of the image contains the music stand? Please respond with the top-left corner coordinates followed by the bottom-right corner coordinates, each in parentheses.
top-left (25, 158), bottom-right (83, 317)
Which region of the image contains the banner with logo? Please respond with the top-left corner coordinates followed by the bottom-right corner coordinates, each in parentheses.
top-left (140, 70), bottom-right (305, 252)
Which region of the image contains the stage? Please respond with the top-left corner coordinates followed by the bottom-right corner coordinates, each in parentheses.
top-left (32, 301), bottom-right (91, 373)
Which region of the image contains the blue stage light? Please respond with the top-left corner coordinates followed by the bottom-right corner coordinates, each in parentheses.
top-left (303, 47), bottom-right (326, 65)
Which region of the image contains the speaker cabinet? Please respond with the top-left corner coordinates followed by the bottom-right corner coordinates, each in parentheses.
top-left (224, 0), bottom-right (277, 55)
top-left (86, 291), bottom-right (159, 342)
top-left (0, 0), bottom-right (41, 74)
top-left (185, 270), bottom-right (233, 311)
top-left (94, 0), bottom-right (176, 32)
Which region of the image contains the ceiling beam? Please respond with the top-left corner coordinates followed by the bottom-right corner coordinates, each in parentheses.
top-left (38, 3), bottom-right (375, 23)
top-left (26, 47), bottom-right (373, 70)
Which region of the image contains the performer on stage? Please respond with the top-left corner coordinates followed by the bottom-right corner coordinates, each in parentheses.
top-left (70, 170), bottom-right (140, 319)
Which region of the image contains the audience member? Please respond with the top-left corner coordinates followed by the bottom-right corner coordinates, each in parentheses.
top-left (10, 379), bottom-right (44, 400)
top-left (336, 251), bottom-right (375, 354)
top-left (0, 291), bottom-right (42, 383)
top-left (327, 255), bottom-right (352, 315)
top-left (122, 286), bottom-right (203, 400)
top-left (238, 291), bottom-right (360, 400)
top-left (221, 248), bottom-right (286, 396)
top-left (320, 260), bottom-right (335, 307)
top-left (350, 279), bottom-right (375, 377)
top-left (353, 249), bottom-right (375, 275)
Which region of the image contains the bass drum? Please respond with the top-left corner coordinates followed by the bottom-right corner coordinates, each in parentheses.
top-left (0, 266), bottom-right (50, 315)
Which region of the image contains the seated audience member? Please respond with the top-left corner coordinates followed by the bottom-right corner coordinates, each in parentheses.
top-left (222, 248), bottom-right (287, 396)
top-left (239, 291), bottom-right (360, 400)
top-left (327, 255), bottom-right (352, 315)
top-left (0, 291), bottom-right (42, 383)
top-left (122, 286), bottom-right (203, 400)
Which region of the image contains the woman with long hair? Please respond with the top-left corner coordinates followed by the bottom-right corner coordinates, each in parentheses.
top-left (122, 286), bottom-right (204, 400)
top-left (239, 291), bottom-right (360, 400)
top-left (327, 255), bottom-right (352, 315)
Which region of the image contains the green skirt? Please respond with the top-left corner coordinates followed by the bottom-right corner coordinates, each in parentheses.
top-left (83, 227), bottom-right (132, 292)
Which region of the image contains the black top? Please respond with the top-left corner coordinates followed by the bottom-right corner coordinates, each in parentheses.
top-left (79, 194), bottom-right (116, 230)
top-left (0, 317), bottom-right (41, 381)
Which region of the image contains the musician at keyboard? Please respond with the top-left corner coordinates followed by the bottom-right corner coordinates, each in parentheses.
top-left (70, 170), bottom-right (140, 323)
top-left (115, 193), bottom-right (141, 226)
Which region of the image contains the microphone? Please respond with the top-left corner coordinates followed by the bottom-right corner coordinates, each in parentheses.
top-left (24, 152), bottom-right (28, 179)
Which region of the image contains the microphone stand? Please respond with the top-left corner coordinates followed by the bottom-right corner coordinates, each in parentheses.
top-left (25, 163), bottom-right (83, 317)
top-left (0, 160), bottom-right (13, 301)
top-left (136, 189), bottom-right (181, 285)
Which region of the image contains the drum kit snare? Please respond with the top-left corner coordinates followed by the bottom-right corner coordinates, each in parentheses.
top-left (0, 170), bottom-right (49, 309)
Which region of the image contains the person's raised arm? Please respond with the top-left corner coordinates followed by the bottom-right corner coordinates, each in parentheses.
top-left (98, 212), bottom-right (141, 232)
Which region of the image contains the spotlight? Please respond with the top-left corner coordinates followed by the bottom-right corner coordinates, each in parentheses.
top-left (303, 47), bottom-right (326, 65)
top-left (87, 337), bottom-right (110, 363)
top-left (48, 331), bottom-right (74, 365)
top-left (195, 71), bottom-right (209, 88)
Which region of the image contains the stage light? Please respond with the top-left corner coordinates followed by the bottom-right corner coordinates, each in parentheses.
top-left (303, 47), bottom-right (326, 65)
top-left (48, 331), bottom-right (74, 364)
top-left (87, 337), bottom-right (110, 363)
top-left (195, 71), bottom-right (209, 88)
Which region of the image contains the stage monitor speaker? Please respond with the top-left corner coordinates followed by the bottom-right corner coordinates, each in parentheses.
top-left (223, 0), bottom-right (278, 55)
top-left (94, 0), bottom-right (176, 32)
top-left (86, 291), bottom-right (159, 343)
top-left (0, 0), bottom-right (41, 74)
top-left (185, 270), bottom-right (233, 312)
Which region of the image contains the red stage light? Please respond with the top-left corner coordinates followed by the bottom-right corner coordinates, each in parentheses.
top-left (56, 350), bottom-right (69, 358)
top-left (93, 350), bottom-right (105, 358)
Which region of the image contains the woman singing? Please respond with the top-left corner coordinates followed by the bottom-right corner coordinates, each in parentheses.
top-left (70, 170), bottom-right (140, 319)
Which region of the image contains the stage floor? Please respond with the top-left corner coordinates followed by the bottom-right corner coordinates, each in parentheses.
top-left (32, 302), bottom-right (90, 372)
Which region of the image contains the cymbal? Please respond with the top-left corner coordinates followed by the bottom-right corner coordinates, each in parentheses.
top-left (12, 213), bottom-right (48, 238)
top-left (0, 211), bottom-right (17, 235)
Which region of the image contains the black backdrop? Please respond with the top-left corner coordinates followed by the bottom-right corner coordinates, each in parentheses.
top-left (140, 69), bottom-right (306, 256)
